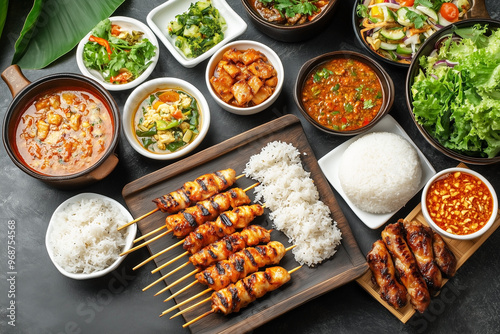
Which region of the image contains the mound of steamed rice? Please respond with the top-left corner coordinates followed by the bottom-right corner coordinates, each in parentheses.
top-left (244, 141), bottom-right (342, 266)
top-left (49, 197), bottom-right (128, 274)
top-left (338, 132), bottom-right (422, 214)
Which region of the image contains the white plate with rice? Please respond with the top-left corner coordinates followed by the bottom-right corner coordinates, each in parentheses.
top-left (45, 193), bottom-right (136, 280)
top-left (318, 114), bottom-right (436, 229)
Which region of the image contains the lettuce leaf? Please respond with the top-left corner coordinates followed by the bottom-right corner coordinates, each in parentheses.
top-left (411, 25), bottom-right (500, 158)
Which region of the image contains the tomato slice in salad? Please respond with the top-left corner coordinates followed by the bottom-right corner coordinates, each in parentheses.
top-left (398, 0), bottom-right (415, 6)
top-left (440, 3), bottom-right (459, 22)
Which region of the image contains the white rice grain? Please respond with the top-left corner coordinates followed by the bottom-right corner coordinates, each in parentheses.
top-left (244, 141), bottom-right (342, 266)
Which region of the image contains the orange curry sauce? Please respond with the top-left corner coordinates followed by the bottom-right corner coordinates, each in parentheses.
top-left (301, 58), bottom-right (383, 131)
top-left (15, 89), bottom-right (113, 176)
top-left (426, 171), bottom-right (494, 235)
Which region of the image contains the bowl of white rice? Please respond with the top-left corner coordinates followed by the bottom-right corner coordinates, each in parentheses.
top-left (45, 193), bottom-right (136, 280)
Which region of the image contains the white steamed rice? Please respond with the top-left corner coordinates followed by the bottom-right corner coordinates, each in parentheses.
top-left (49, 197), bottom-right (128, 274)
top-left (244, 141), bottom-right (342, 266)
top-left (338, 132), bottom-right (422, 214)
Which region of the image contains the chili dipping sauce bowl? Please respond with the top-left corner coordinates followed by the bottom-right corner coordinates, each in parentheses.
top-left (294, 51), bottom-right (394, 136)
top-left (421, 167), bottom-right (498, 240)
top-left (1, 65), bottom-right (120, 189)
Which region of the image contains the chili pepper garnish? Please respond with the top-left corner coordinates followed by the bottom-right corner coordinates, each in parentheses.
top-left (89, 35), bottom-right (112, 60)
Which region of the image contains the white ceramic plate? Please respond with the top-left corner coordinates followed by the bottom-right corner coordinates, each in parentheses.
top-left (147, 0), bottom-right (247, 68)
top-left (45, 193), bottom-right (136, 280)
top-left (76, 16), bottom-right (159, 91)
top-left (318, 114), bottom-right (436, 229)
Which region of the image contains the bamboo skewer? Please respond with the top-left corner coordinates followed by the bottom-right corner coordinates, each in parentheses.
top-left (154, 269), bottom-right (199, 296)
top-left (164, 280), bottom-right (199, 303)
top-left (151, 251), bottom-right (188, 274)
top-left (134, 224), bottom-right (167, 243)
top-left (161, 288), bottom-right (212, 317)
top-left (142, 262), bottom-right (191, 292)
top-left (178, 265), bottom-right (303, 327)
top-left (118, 208), bottom-right (159, 231)
top-left (133, 240), bottom-right (184, 271)
top-left (119, 229), bottom-right (172, 257)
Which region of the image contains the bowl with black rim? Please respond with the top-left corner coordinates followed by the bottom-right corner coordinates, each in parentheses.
top-left (405, 18), bottom-right (500, 165)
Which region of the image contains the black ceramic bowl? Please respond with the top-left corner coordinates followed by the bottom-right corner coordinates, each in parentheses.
top-left (294, 51), bottom-right (394, 136)
top-left (241, 0), bottom-right (339, 42)
top-left (405, 18), bottom-right (500, 165)
top-left (352, 0), bottom-right (490, 67)
top-left (1, 65), bottom-right (121, 188)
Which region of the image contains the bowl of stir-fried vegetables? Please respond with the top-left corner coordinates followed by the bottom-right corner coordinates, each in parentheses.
top-left (241, 0), bottom-right (340, 42)
top-left (123, 78), bottom-right (210, 160)
top-left (352, 0), bottom-right (483, 67)
top-left (76, 16), bottom-right (159, 91)
top-left (406, 18), bottom-right (500, 164)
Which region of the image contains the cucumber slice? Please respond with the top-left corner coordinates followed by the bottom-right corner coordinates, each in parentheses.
top-left (416, 5), bottom-right (438, 22)
top-left (438, 12), bottom-right (453, 26)
top-left (379, 41), bottom-right (398, 51)
top-left (396, 44), bottom-right (413, 54)
top-left (380, 27), bottom-right (405, 40)
top-left (396, 7), bottom-right (412, 27)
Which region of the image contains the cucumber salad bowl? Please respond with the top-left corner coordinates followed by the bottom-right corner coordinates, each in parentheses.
top-left (352, 0), bottom-right (487, 67)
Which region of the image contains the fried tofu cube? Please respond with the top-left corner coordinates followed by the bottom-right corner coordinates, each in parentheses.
top-left (265, 76), bottom-right (278, 87)
top-left (69, 113), bottom-right (82, 131)
top-left (36, 120), bottom-right (50, 140)
top-left (47, 113), bottom-right (63, 126)
top-left (210, 75), bottom-right (234, 103)
top-left (247, 75), bottom-right (263, 95)
top-left (235, 63), bottom-right (251, 81)
top-left (222, 48), bottom-right (242, 63)
top-left (222, 62), bottom-right (241, 78)
top-left (251, 86), bottom-right (273, 105)
top-left (35, 98), bottom-right (50, 111)
top-left (248, 59), bottom-right (275, 79)
top-left (239, 48), bottom-right (264, 65)
top-left (231, 80), bottom-right (253, 106)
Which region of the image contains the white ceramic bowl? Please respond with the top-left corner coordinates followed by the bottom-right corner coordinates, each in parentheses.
top-left (76, 16), bottom-right (159, 91)
top-left (421, 167), bottom-right (498, 240)
top-left (123, 77), bottom-right (210, 160)
top-left (147, 0), bottom-right (247, 68)
top-left (45, 193), bottom-right (136, 280)
top-left (205, 40), bottom-right (284, 115)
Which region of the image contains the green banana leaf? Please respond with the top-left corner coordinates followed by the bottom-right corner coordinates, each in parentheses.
top-left (12, 0), bottom-right (125, 69)
top-left (0, 0), bottom-right (7, 38)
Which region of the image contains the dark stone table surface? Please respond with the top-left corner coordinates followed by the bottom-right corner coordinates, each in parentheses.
top-left (1, 0), bottom-right (499, 333)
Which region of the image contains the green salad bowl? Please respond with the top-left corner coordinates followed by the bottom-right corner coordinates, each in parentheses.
top-left (405, 18), bottom-right (500, 165)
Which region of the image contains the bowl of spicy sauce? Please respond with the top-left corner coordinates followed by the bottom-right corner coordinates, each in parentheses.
top-left (422, 168), bottom-right (498, 240)
top-left (294, 51), bottom-right (394, 136)
top-left (2, 65), bottom-right (120, 188)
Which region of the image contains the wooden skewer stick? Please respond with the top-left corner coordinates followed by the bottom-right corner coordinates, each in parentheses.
top-left (165, 297), bottom-right (211, 319)
top-left (164, 245), bottom-right (297, 312)
top-left (118, 208), bottom-right (159, 231)
top-left (163, 280), bottom-right (199, 303)
top-left (161, 288), bottom-right (212, 317)
top-left (142, 262), bottom-right (191, 292)
top-left (134, 225), bottom-right (167, 244)
top-left (119, 229), bottom-right (172, 257)
top-left (133, 239), bottom-right (184, 271)
top-left (177, 265), bottom-right (303, 327)
top-left (151, 251), bottom-right (188, 274)
top-left (154, 269), bottom-right (199, 297)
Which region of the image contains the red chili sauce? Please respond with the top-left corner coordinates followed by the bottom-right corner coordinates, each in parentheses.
top-left (14, 89), bottom-right (114, 176)
top-left (301, 58), bottom-right (383, 131)
top-left (426, 171), bottom-right (494, 235)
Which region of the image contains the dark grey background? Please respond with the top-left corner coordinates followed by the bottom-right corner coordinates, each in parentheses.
top-left (1, 0), bottom-right (499, 333)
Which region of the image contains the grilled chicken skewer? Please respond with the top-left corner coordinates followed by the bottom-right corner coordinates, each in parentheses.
top-left (145, 225), bottom-right (272, 293)
top-left (366, 240), bottom-right (408, 309)
top-left (118, 169), bottom-right (238, 231)
top-left (432, 232), bottom-right (457, 278)
top-left (178, 266), bottom-right (302, 327)
top-left (121, 187), bottom-right (253, 257)
top-left (133, 203), bottom-right (264, 270)
top-left (402, 219), bottom-right (442, 296)
top-left (382, 222), bottom-right (430, 313)
top-left (161, 242), bottom-right (292, 315)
